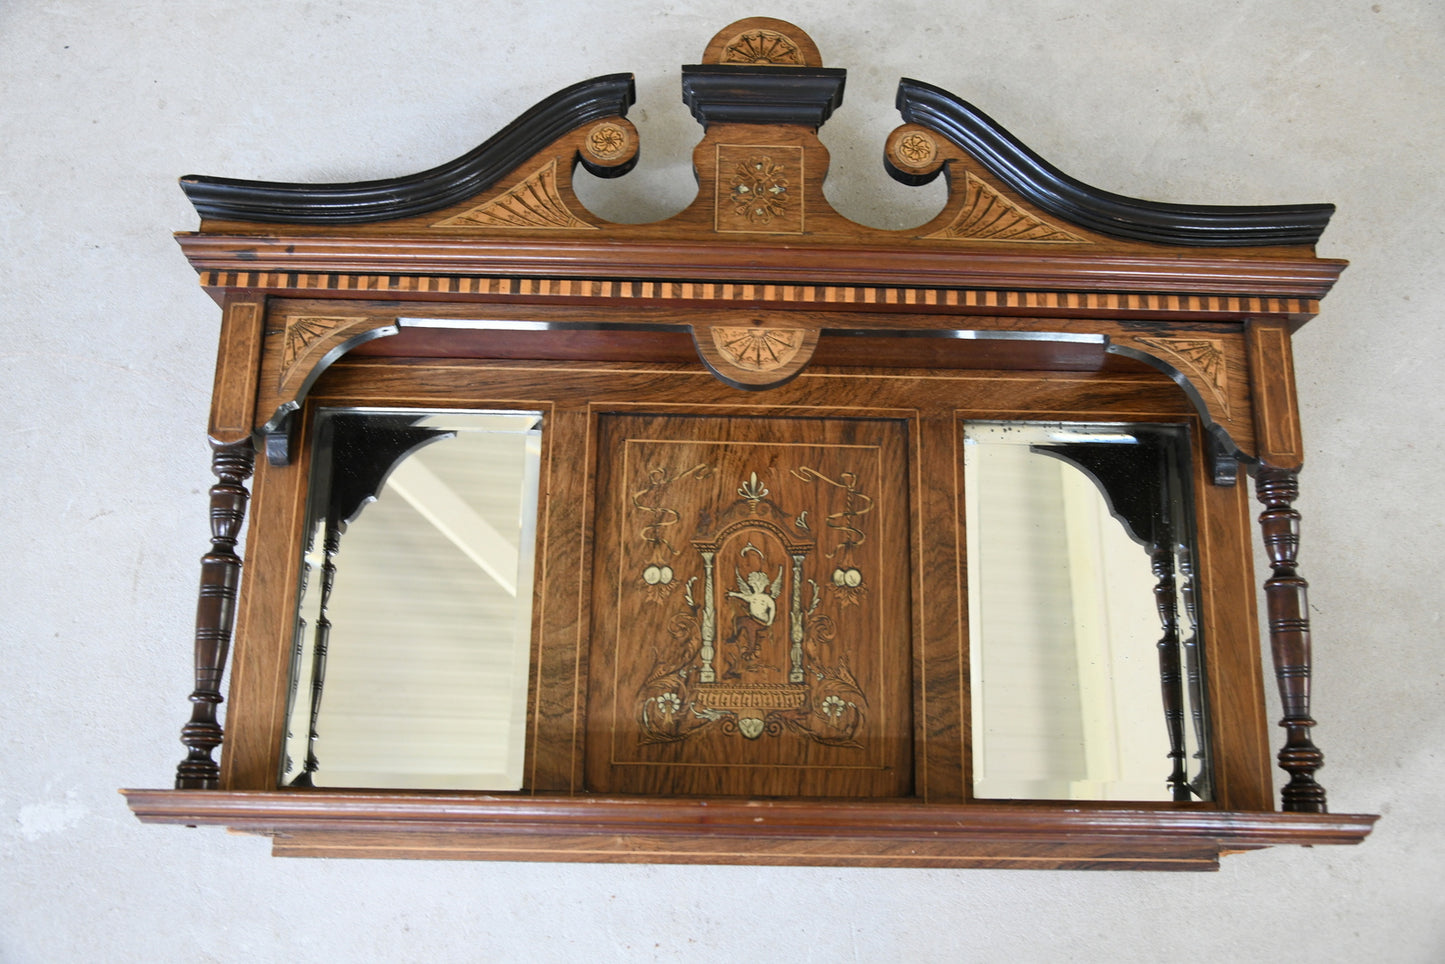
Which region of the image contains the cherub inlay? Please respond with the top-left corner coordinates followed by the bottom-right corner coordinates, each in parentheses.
top-left (627, 463), bottom-right (874, 749)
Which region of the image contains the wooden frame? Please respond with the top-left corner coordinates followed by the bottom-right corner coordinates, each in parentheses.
top-left (125, 18), bottom-right (1376, 868)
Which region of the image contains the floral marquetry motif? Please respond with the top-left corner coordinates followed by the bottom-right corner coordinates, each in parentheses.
top-left (885, 126), bottom-right (943, 179)
top-left (727, 155), bottom-right (791, 225)
top-left (897, 131), bottom-right (938, 167)
top-left (716, 146), bottom-right (803, 234)
top-left (583, 121), bottom-right (631, 162)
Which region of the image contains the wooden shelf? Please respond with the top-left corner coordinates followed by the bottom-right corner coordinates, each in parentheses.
top-left (122, 789), bottom-right (1376, 870)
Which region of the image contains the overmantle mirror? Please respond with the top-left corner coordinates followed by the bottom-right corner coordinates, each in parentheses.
top-left (964, 421), bottom-right (1207, 803)
top-left (124, 17), bottom-right (1376, 869)
top-left (284, 409), bottom-right (543, 791)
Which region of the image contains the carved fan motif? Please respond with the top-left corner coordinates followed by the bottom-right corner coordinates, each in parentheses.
top-left (929, 172), bottom-right (1089, 243)
top-left (1136, 337), bottom-right (1232, 416)
top-left (279, 316), bottom-right (364, 389)
top-left (433, 160), bottom-right (596, 229)
top-left (722, 30), bottom-right (805, 65)
top-left (711, 327), bottom-right (805, 372)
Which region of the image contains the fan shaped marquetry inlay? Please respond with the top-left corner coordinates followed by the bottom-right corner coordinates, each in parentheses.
top-left (712, 327), bottom-right (806, 372)
top-left (279, 315), bottom-right (367, 390)
top-left (1135, 337), bottom-right (1232, 416)
top-left (433, 160), bottom-right (596, 230)
top-left (721, 29), bottom-right (806, 65)
top-left (929, 172), bottom-right (1089, 243)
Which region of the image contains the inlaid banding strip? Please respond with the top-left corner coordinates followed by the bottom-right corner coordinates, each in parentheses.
top-left (198, 271), bottom-right (1317, 318)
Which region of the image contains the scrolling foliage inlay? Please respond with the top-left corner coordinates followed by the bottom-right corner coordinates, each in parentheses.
top-left (631, 463), bottom-right (870, 749)
top-left (590, 416), bottom-right (910, 797)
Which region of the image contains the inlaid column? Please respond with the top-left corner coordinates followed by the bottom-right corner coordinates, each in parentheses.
top-left (699, 551), bottom-right (717, 682)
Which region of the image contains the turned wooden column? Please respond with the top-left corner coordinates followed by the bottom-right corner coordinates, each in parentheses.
top-left (1151, 544), bottom-right (1191, 802)
top-left (290, 520), bottom-right (340, 788)
top-left (1255, 466), bottom-right (1327, 813)
top-left (175, 440), bottom-right (255, 789)
top-left (1177, 545), bottom-right (1210, 798)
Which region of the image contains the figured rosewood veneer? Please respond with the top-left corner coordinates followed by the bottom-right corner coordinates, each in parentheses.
top-left (125, 17), bottom-right (1376, 868)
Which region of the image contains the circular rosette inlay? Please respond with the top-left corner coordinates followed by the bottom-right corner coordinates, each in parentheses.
top-left (585, 122), bottom-right (629, 160)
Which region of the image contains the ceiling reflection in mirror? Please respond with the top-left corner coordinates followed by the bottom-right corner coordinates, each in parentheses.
top-left (284, 409), bottom-right (543, 790)
top-left (964, 421), bottom-right (1210, 802)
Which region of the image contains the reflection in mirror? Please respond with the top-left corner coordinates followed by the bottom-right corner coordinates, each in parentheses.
top-left (283, 409), bottom-right (543, 790)
top-left (964, 421), bottom-right (1209, 802)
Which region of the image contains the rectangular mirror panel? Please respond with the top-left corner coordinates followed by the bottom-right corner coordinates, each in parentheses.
top-left (965, 421), bottom-right (1210, 802)
top-left (283, 409), bottom-right (543, 790)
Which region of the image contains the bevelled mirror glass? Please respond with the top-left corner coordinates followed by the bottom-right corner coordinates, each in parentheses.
top-left (283, 409), bottom-right (544, 790)
top-left (964, 421), bottom-right (1210, 802)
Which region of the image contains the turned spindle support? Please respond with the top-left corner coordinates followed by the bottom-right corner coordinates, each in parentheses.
top-left (1255, 466), bottom-right (1327, 813)
top-left (290, 520), bottom-right (340, 788)
top-left (1178, 545), bottom-right (1211, 798)
top-left (1151, 544), bottom-right (1191, 802)
top-left (175, 440), bottom-right (255, 789)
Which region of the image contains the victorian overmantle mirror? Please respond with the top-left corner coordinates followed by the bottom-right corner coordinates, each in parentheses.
top-left (124, 18), bottom-right (1377, 869)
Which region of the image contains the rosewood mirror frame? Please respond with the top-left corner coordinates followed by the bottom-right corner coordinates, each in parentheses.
top-left (124, 18), bottom-right (1377, 869)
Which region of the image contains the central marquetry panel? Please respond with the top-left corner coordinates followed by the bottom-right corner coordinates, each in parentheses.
top-left (586, 414), bottom-right (912, 796)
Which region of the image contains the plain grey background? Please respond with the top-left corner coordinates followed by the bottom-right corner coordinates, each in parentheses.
top-left (2, 1), bottom-right (1441, 960)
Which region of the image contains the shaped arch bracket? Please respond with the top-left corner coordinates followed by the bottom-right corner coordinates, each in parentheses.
top-left (1106, 334), bottom-right (1255, 484)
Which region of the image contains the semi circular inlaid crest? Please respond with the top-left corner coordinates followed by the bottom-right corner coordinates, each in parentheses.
top-left (701, 17), bottom-right (822, 67)
top-left (712, 326), bottom-right (805, 371)
top-left (692, 323), bottom-right (821, 390)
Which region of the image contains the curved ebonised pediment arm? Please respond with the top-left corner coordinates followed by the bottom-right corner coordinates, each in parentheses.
top-left (180, 73), bottom-right (636, 224)
top-left (894, 78), bottom-right (1333, 246)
